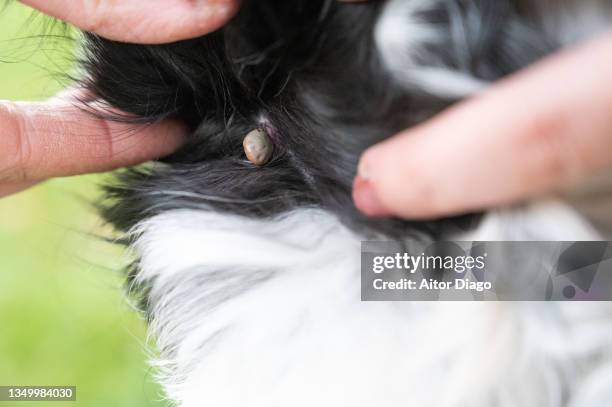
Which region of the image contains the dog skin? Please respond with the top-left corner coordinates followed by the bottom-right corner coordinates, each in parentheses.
top-left (81, 1), bottom-right (612, 406)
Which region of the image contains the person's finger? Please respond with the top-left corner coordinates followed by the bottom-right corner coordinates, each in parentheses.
top-left (19, 0), bottom-right (240, 44)
top-left (354, 31), bottom-right (612, 219)
top-left (0, 98), bottom-right (187, 183)
top-left (0, 181), bottom-right (41, 198)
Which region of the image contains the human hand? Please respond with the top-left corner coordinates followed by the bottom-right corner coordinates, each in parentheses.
top-left (353, 31), bottom-right (612, 220)
top-left (19, 0), bottom-right (241, 44)
top-left (2, 0), bottom-right (245, 197)
top-left (0, 92), bottom-right (186, 197)
top-left (2, 0), bottom-right (375, 198)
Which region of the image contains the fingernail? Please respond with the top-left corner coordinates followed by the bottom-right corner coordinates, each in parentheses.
top-left (357, 158), bottom-right (371, 180)
top-left (353, 175), bottom-right (389, 217)
top-left (212, 3), bottom-right (235, 19)
top-left (195, 0), bottom-right (240, 29)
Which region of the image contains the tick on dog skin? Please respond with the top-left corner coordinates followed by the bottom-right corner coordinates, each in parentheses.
top-left (243, 128), bottom-right (273, 166)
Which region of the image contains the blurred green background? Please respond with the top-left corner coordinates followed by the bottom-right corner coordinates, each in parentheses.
top-left (0, 3), bottom-right (164, 406)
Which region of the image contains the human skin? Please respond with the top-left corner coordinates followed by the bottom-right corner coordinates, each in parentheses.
top-left (3, 1), bottom-right (612, 217)
top-left (0, 92), bottom-right (187, 196)
top-left (19, 0), bottom-right (241, 44)
top-left (353, 30), bottom-right (612, 220)
top-left (2, 0), bottom-right (243, 197)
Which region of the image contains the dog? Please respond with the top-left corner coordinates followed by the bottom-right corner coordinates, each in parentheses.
top-left (80, 1), bottom-right (612, 405)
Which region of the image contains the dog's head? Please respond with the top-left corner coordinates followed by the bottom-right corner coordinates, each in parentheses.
top-left (74, 2), bottom-right (612, 405)
top-left (83, 0), bottom-right (536, 240)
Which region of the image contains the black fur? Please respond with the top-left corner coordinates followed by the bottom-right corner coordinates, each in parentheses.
top-left (82, 0), bottom-right (556, 242)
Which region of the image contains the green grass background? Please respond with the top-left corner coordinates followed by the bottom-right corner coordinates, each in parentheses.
top-left (0, 3), bottom-right (165, 406)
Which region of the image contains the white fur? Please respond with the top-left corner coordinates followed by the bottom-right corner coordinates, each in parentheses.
top-left (374, 0), bottom-right (487, 98)
top-left (127, 2), bottom-right (612, 405)
top-left (463, 199), bottom-right (600, 241)
top-left (527, 0), bottom-right (612, 46)
top-left (375, 0), bottom-right (612, 98)
top-left (130, 203), bottom-right (612, 407)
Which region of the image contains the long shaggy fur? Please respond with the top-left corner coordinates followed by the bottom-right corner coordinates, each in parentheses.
top-left (79, 0), bottom-right (612, 406)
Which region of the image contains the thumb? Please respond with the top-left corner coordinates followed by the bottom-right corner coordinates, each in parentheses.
top-left (19, 0), bottom-right (240, 44)
top-left (353, 31), bottom-right (612, 220)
